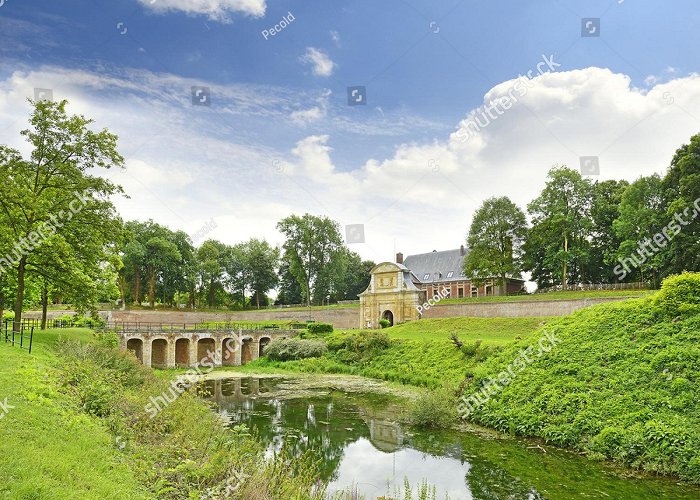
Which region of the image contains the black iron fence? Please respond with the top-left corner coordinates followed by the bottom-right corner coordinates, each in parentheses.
top-left (3, 320), bottom-right (34, 354)
top-left (98, 321), bottom-right (308, 333)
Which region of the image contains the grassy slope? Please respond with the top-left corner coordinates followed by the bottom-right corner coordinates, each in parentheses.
top-left (0, 328), bottom-right (146, 499)
top-left (463, 282), bottom-right (700, 483)
top-left (249, 317), bottom-right (550, 387)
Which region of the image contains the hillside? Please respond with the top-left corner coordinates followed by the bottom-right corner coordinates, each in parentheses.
top-left (460, 273), bottom-right (700, 483)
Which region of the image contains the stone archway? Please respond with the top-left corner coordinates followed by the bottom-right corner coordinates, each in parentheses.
top-left (241, 338), bottom-right (253, 365)
top-left (259, 337), bottom-right (271, 357)
top-left (222, 337), bottom-right (237, 366)
top-left (151, 339), bottom-right (167, 368)
top-left (126, 338), bottom-right (143, 363)
top-left (175, 338), bottom-right (190, 367)
top-left (197, 338), bottom-right (216, 366)
top-left (382, 310), bottom-right (394, 327)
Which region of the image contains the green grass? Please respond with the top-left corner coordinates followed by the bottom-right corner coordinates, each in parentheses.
top-left (460, 273), bottom-right (700, 484)
top-left (441, 289), bottom-right (651, 304)
top-left (245, 317), bottom-right (551, 388)
top-left (0, 328), bottom-right (147, 499)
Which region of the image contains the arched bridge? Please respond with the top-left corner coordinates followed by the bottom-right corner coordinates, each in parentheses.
top-left (112, 322), bottom-right (298, 369)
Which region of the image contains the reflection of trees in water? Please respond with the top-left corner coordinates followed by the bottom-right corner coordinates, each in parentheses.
top-left (407, 431), bottom-right (544, 499)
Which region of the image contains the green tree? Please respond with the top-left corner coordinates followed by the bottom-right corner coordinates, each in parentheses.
top-left (276, 214), bottom-right (345, 306)
top-left (0, 99), bottom-right (123, 332)
top-left (196, 240), bottom-right (229, 308)
top-left (240, 238), bottom-right (279, 309)
top-left (586, 179), bottom-right (629, 282)
top-left (524, 167), bottom-right (592, 289)
top-left (613, 174), bottom-right (667, 286)
top-left (662, 132), bottom-right (700, 275)
top-left (464, 196), bottom-right (527, 294)
top-left (277, 259), bottom-right (303, 305)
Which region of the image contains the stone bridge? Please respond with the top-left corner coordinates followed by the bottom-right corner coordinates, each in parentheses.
top-left (116, 324), bottom-right (297, 368)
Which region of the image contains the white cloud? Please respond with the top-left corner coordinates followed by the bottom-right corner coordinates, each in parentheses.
top-left (300, 47), bottom-right (335, 77)
top-left (1, 65), bottom-right (700, 265)
top-left (290, 88), bottom-right (331, 125)
top-left (330, 30), bottom-right (341, 47)
top-left (137, 0), bottom-right (266, 22)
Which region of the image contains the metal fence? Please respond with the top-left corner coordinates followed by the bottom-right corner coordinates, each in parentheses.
top-left (2, 320), bottom-right (34, 354)
top-left (98, 321), bottom-right (308, 333)
top-left (534, 282), bottom-right (647, 293)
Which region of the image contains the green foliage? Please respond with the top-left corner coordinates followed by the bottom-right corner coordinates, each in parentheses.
top-left (654, 272), bottom-right (700, 318)
top-left (264, 337), bottom-right (327, 361)
top-left (379, 319), bottom-right (391, 328)
top-left (307, 322), bottom-right (334, 335)
top-left (459, 280), bottom-right (700, 483)
top-left (464, 195), bottom-right (527, 287)
top-left (409, 386), bottom-right (459, 428)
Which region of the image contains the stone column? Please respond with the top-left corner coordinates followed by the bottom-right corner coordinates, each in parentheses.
top-left (234, 341), bottom-right (242, 366)
top-left (214, 336), bottom-right (223, 368)
top-left (189, 335), bottom-right (199, 368)
top-left (250, 340), bottom-right (261, 362)
top-left (142, 336), bottom-right (152, 368)
top-left (166, 337), bottom-right (176, 369)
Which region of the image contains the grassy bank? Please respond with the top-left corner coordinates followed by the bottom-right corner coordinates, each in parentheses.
top-left (460, 273), bottom-right (700, 483)
top-left (440, 288), bottom-right (650, 304)
top-left (0, 328), bottom-right (327, 499)
top-left (245, 317), bottom-right (549, 387)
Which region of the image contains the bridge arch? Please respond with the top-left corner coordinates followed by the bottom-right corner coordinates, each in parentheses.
top-left (151, 338), bottom-right (168, 368)
top-left (259, 336), bottom-right (271, 357)
top-left (175, 338), bottom-right (190, 367)
top-left (197, 338), bottom-right (216, 366)
top-left (126, 338), bottom-right (143, 362)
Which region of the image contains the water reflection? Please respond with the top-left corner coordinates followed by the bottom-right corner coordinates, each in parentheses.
top-left (198, 377), bottom-right (700, 500)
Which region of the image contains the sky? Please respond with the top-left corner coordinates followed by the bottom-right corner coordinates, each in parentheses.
top-left (1, 0), bottom-right (700, 266)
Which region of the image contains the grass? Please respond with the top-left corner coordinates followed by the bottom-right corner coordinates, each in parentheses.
top-left (0, 328), bottom-right (147, 499)
top-left (460, 273), bottom-right (700, 484)
top-left (440, 289), bottom-right (651, 304)
top-left (242, 316), bottom-right (551, 388)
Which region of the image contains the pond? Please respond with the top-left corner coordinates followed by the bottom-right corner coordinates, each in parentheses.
top-left (198, 375), bottom-right (700, 499)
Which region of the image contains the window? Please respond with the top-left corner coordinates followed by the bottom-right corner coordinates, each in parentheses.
top-left (422, 273), bottom-right (430, 281)
top-left (471, 286), bottom-right (478, 298)
top-left (458, 287), bottom-right (464, 298)
top-left (446, 271), bottom-right (454, 278)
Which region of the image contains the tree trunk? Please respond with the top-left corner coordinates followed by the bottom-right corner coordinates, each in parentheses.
top-left (562, 235), bottom-right (569, 289)
top-left (256, 290), bottom-right (260, 309)
top-left (133, 268), bottom-right (141, 305)
top-left (41, 285), bottom-right (48, 330)
top-left (13, 257), bottom-right (27, 334)
top-left (148, 267), bottom-right (156, 308)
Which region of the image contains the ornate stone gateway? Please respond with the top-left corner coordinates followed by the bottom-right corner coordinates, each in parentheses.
top-left (359, 262), bottom-right (426, 328)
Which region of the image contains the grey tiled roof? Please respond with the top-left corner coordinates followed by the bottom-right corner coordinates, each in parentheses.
top-left (403, 249), bottom-right (468, 284)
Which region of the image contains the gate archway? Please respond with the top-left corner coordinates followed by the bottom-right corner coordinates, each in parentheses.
top-left (382, 310), bottom-right (394, 327)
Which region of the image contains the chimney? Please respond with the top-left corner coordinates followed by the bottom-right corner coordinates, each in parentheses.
top-left (396, 252), bottom-right (404, 264)
top-left (460, 245), bottom-right (466, 256)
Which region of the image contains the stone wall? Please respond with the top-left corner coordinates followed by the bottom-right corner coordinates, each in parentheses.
top-left (25, 296), bottom-right (638, 329)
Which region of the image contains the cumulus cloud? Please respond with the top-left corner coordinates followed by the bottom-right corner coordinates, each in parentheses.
top-left (1, 64), bottom-right (700, 263)
top-left (137, 0), bottom-right (266, 22)
top-left (300, 47), bottom-right (335, 77)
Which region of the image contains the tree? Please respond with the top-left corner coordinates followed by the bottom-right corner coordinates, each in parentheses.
top-left (196, 240), bottom-right (228, 308)
top-left (277, 259), bottom-right (303, 305)
top-left (662, 132), bottom-right (700, 275)
top-left (586, 179), bottom-right (629, 283)
top-left (524, 167), bottom-right (592, 289)
top-left (276, 214), bottom-right (345, 306)
top-left (0, 99), bottom-right (124, 333)
top-left (613, 175), bottom-right (666, 286)
top-left (240, 239), bottom-right (279, 308)
top-left (463, 196), bottom-right (527, 293)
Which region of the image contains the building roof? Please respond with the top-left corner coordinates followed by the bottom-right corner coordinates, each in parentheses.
top-left (403, 248), bottom-right (468, 284)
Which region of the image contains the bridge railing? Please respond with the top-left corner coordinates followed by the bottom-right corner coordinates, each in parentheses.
top-left (99, 321), bottom-right (307, 333)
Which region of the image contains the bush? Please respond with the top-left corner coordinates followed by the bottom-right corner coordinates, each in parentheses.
top-left (409, 386), bottom-right (459, 428)
top-left (654, 272), bottom-right (700, 318)
top-left (379, 319), bottom-right (391, 328)
top-left (307, 322), bottom-right (334, 335)
top-left (264, 337), bottom-right (327, 361)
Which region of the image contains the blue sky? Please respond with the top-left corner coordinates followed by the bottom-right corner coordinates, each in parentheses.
top-left (1, 0), bottom-right (700, 265)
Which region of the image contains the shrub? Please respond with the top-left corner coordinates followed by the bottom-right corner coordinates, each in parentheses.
top-left (379, 319), bottom-right (391, 328)
top-left (307, 322), bottom-right (334, 335)
top-left (409, 386), bottom-right (459, 428)
top-left (264, 337), bottom-right (327, 361)
top-left (654, 272), bottom-right (700, 318)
